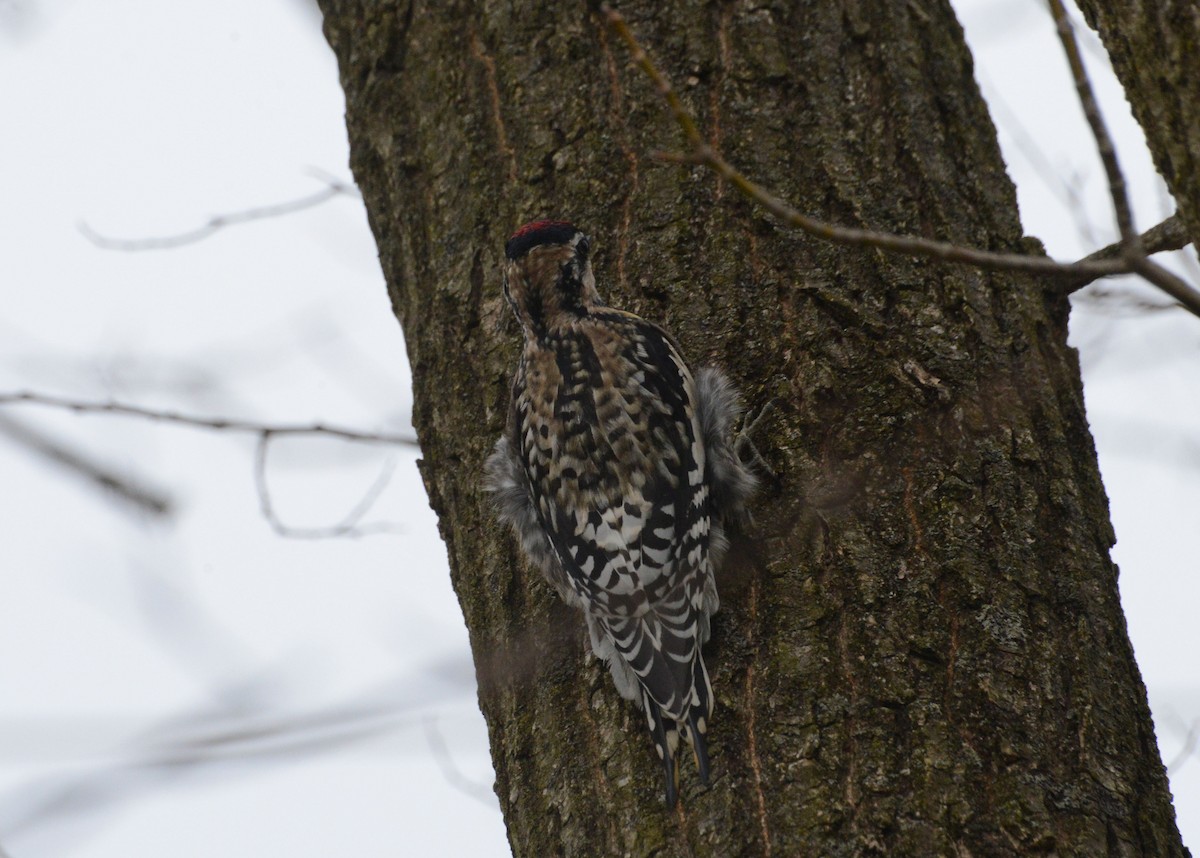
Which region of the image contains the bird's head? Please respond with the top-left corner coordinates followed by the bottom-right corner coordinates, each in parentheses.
top-left (502, 220), bottom-right (601, 336)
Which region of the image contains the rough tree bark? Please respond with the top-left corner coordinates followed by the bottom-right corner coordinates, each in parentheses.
top-left (318, 1), bottom-right (1187, 855)
top-left (1074, 0), bottom-right (1200, 249)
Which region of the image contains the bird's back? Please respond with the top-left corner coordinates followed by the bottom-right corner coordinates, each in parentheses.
top-left (511, 309), bottom-right (714, 721)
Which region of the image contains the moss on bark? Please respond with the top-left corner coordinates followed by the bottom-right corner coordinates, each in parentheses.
top-left (319, 1), bottom-right (1187, 854)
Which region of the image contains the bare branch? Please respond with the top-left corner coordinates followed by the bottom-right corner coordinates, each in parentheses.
top-left (1045, 0), bottom-right (1200, 318)
top-left (0, 413), bottom-right (173, 517)
top-left (253, 433), bottom-right (405, 539)
top-left (1073, 284), bottom-right (1182, 315)
top-left (1068, 214), bottom-right (1192, 291)
top-left (976, 72), bottom-right (1100, 248)
top-left (1130, 256), bottom-right (1200, 314)
top-left (78, 171), bottom-right (359, 251)
top-left (0, 672), bottom-right (463, 843)
top-left (424, 715), bottom-right (498, 808)
top-left (600, 4), bottom-right (1200, 320)
top-left (1166, 719), bottom-right (1199, 774)
top-left (0, 390), bottom-right (417, 446)
top-left (602, 6), bottom-right (1117, 276)
top-left (1047, 0), bottom-right (1136, 246)
top-left (0, 390), bottom-right (413, 539)
top-left (1072, 214), bottom-right (1191, 272)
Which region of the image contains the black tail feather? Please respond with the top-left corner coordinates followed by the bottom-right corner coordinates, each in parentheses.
top-left (663, 749), bottom-right (679, 809)
top-left (642, 690), bottom-right (680, 807)
top-left (638, 651), bottom-right (718, 806)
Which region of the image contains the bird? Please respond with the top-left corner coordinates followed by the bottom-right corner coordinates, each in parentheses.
top-left (485, 219), bottom-right (756, 807)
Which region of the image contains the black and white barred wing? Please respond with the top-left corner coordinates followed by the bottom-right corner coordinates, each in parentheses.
top-left (486, 314), bottom-right (723, 803)
top-left (546, 320), bottom-right (716, 780)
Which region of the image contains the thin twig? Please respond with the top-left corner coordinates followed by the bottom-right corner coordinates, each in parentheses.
top-left (600, 4), bottom-right (1200, 319)
top-left (1074, 284), bottom-right (1181, 315)
top-left (78, 172), bottom-right (359, 252)
top-left (977, 70), bottom-right (1100, 248)
top-left (1047, 0), bottom-right (1136, 247)
top-left (1130, 256), bottom-right (1200, 314)
top-left (424, 715), bottom-right (498, 808)
top-left (1166, 719), bottom-right (1199, 774)
top-left (1045, 0), bottom-right (1200, 318)
top-left (1073, 214), bottom-right (1191, 271)
top-left (1068, 214), bottom-right (1192, 292)
top-left (0, 672), bottom-right (466, 842)
top-left (253, 433), bottom-right (405, 539)
top-left (0, 391), bottom-right (417, 446)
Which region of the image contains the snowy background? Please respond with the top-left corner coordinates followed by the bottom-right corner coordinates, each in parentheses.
top-left (0, 0), bottom-right (1195, 855)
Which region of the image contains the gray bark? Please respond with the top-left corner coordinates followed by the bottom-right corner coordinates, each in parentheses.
top-left (318, 1), bottom-right (1187, 855)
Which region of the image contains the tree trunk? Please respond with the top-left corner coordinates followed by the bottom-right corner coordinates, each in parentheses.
top-left (318, 1), bottom-right (1187, 855)
top-left (1074, 0), bottom-right (1200, 249)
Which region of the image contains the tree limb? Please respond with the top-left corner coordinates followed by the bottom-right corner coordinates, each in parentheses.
top-left (601, 3), bottom-right (1200, 319)
top-left (1046, 0), bottom-right (1200, 317)
top-left (0, 391), bottom-right (417, 446)
top-left (0, 413), bottom-right (173, 517)
top-left (253, 433), bottom-right (405, 539)
top-left (78, 171), bottom-right (359, 251)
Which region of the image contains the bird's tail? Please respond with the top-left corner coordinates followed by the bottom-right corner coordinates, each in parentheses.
top-left (639, 653), bottom-right (714, 807)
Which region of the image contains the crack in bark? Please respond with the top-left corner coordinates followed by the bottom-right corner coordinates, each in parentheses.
top-left (710, 3), bottom-right (733, 201)
top-left (673, 801), bottom-right (697, 858)
top-left (744, 575), bottom-right (773, 856)
top-left (469, 28), bottom-right (518, 185)
top-left (597, 16), bottom-right (639, 294)
top-left (902, 466), bottom-right (925, 556)
top-left (745, 227), bottom-right (763, 286)
top-left (837, 607), bottom-right (860, 829)
top-left (946, 607), bottom-right (959, 709)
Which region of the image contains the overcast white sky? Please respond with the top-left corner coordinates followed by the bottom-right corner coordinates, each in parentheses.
top-left (0, 0), bottom-right (1195, 855)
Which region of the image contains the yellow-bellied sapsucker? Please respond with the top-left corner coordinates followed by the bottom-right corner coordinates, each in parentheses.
top-left (485, 220), bottom-right (756, 807)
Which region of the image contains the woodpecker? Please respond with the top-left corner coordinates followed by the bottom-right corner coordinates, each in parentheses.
top-left (485, 220), bottom-right (756, 807)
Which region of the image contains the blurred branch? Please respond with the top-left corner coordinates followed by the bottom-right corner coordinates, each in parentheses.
top-left (0, 673), bottom-right (468, 844)
top-left (0, 390), bottom-right (417, 446)
top-left (123, 556), bottom-right (261, 695)
top-left (0, 412), bottom-right (173, 517)
top-left (1046, 0), bottom-right (1134, 244)
top-left (78, 170), bottom-right (359, 251)
top-left (1069, 214), bottom-right (1192, 291)
top-left (976, 71), bottom-right (1100, 248)
top-left (424, 715), bottom-right (498, 808)
top-left (0, 390), bottom-right (413, 539)
top-left (254, 434), bottom-right (405, 539)
top-left (1166, 719), bottom-right (1199, 774)
top-left (1072, 283), bottom-right (1184, 314)
top-left (1046, 0), bottom-right (1200, 318)
top-left (0, 0), bottom-right (33, 39)
top-left (600, 4), bottom-right (1200, 320)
